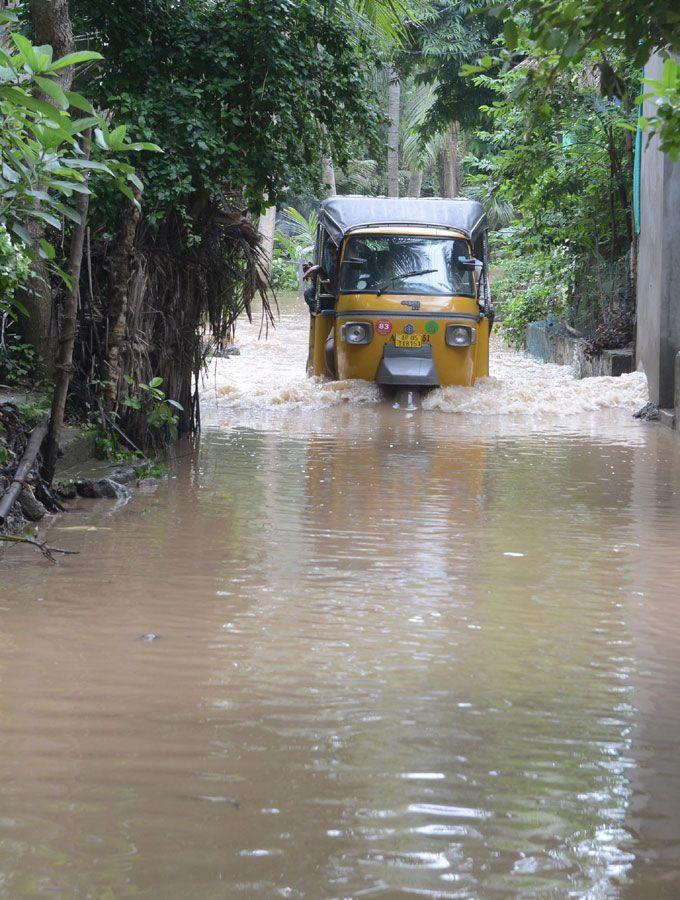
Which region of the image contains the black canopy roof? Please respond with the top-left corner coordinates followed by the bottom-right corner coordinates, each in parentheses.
top-left (319, 196), bottom-right (488, 245)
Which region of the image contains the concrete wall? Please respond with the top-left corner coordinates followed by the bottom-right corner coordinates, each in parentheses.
top-left (636, 53), bottom-right (680, 408)
top-left (526, 321), bottom-right (633, 378)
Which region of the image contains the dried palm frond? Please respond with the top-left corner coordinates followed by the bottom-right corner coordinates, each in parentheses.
top-left (74, 197), bottom-right (275, 451)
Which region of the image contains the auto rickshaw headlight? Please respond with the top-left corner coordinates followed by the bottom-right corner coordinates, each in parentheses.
top-left (342, 322), bottom-right (374, 345)
top-left (445, 325), bottom-right (476, 347)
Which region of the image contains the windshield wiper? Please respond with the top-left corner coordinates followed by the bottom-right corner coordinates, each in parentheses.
top-left (376, 268), bottom-right (437, 296)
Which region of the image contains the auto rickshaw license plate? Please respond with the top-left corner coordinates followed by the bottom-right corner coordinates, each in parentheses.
top-left (395, 334), bottom-right (422, 348)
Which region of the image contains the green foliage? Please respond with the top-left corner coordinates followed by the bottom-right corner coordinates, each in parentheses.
top-left (457, 43), bottom-right (638, 343)
top-left (0, 223), bottom-right (29, 320)
top-left (493, 249), bottom-right (573, 346)
top-left (121, 375), bottom-right (183, 441)
top-left (399, 1), bottom-right (500, 132)
top-left (272, 206), bottom-right (317, 289)
top-left (271, 250), bottom-right (298, 291)
top-left (0, 332), bottom-right (39, 386)
top-left (335, 157), bottom-right (383, 195)
top-left (275, 207), bottom-right (317, 261)
top-left (399, 79), bottom-right (445, 173)
top-left (15, 393), bottom-right (50, 425)
top-left (476, 62), bottom-right (634, 246)
top-left (135, 459), bottom-right (167, 479)
top-left (498, 0), bottom-right (679, 67)
top-left (70, 0), bottom-right (383, 215)
top-left (0, 16), bottom-right (161, 281)
top-left (352, 0), bottom-right (414, 45)
top-left (489, 0), bottom-right (680, 159)
top-left (92, 433), bottom-right (139, 463)
top-left (463, 51), bottom-right (636, 336)
top-left (90, 432), bottom-right (165, 478)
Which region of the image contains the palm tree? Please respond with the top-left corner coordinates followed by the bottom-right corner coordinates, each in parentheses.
top-left (321, 0), bottom-right (418, 197)
top-left (335, 157), bottom-right (381, 194)
top-left (258, 203), bottom-right (277, 277)
top-left (275, 207), bottom-right (318, 263)
top-left (387, 63), bottom-right (401, 196)
top-left (320, 124), bottom-right (336, 196)
top-left (441, 122), bottom-right (462, 198)
top-left (400, 77), bottom-right (448, 196)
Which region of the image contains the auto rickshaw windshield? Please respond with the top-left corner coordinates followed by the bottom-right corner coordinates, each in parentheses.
top-left (339, 235), bottom-right (475, 297)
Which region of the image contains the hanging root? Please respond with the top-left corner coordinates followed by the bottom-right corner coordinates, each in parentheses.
top-left (73, 195), bottom-right (276, 453)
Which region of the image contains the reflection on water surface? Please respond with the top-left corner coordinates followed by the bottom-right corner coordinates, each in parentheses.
top-left (2, 299), bottom-right (680, 898)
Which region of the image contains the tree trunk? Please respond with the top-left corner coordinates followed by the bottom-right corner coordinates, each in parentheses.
top-left (104, 191), bottom-right (142, 414)
top-left (30, 0), bottom-right (74, 88)
top-left (17, 1), bottom-right (76, 369)
top-left (441, 122), bottom-right (461, 198)
top-left (387, 65), bottom-right (400, 198)
top-left (321, 156), bottom-right (336, 196)
top-left (320, 124), bottom-right (336, 197)
top-left (43, 134), bottom-right (91, 485)
top-left (407, 170), bottom-right (423, 198)
top-left (257, 204), bottom-right (277, 279)
top-left (18, 232), bottom-right (56, 368)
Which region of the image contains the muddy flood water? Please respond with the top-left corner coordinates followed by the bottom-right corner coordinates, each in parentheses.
top-left (4, 294), bottom-right (680, 898)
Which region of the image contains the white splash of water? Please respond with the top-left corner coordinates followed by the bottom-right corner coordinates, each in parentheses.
top-left (200, 297), bottom-right (647, 418)
top-left (200, 302), bottom-right (381, 413)
top-left (423, 341), bottom-right (648, 417)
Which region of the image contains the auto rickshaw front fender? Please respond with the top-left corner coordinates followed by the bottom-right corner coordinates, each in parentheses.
top-left (376, 343), bottom-right (439, 386)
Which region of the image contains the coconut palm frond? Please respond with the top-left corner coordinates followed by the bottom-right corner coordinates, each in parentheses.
top-left (465, 182), bottom-right (514, 229)
top-left (401, 79), bottom-right (438, 133)
top-left (402, 125), bottom-right (448, 173)
top-left (336, 158), bottom-right (381, 193)
top-left (352, 0), bottom-right (420, 45)
top-left (279, 206), bottom-right (317, 243)
top-left (400, 78), bottom-right (447, 171)
top-left (275, 207), bottom-right (317, 261)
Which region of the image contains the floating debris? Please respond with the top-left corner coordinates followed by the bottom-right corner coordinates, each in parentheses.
top-left (197, 795), bottom-right (240, 807)
top-left (633, 401), bottom-right (660, 421)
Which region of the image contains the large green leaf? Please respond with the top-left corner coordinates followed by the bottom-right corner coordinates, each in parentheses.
top-left (0, 85), bottom-right (67, 124)
top-left (48, 50), bottom-right (104, 71)
top-left (11, 34), bottom-right (44, 73)
top-left (39, 238), bottom-right (56, 260)
top-left (51, 179), bottom-right (91, 196)
top-left (2, 162), bottom-right (21, 184)
top-left (10, 221), bottom-right (32, 247)
top-left (62, 158), bottom-right (115, 175)
top-left (27, 208), bottom-right (62, 229)
top-left (69, 116), bottom-right (101, 134)
top-left (107, 124), bottom-right (127, 149)
top-left (64, 91), bottom-right (95, 114)
top-left (0, 48), bottom-right (16, 70)
top-left (34, 75), bottom-right (69, 109)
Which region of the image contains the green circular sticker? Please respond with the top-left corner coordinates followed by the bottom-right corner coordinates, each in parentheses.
top-left (425, 320), bottom-right (439, 334)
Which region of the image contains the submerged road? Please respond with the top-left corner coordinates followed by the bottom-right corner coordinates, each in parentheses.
top-left (2, 295), bottom-right (680, 898)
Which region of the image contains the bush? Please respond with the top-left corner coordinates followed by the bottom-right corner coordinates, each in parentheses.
top-left (271, 250), bottom-right (298, 291)
top-left (492, 249), bottom-right (574, 347)
top-left (0, 333), bottom-right (39, 386)
top-left (0, 224), bottom-right (30, 321)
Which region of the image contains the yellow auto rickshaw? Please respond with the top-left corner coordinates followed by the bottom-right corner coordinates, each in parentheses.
top-left (306, 196), bottom-right (492, 388)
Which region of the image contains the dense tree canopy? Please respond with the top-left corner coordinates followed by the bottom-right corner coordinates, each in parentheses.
top-left (400, 0), bottom-right (499, 131)
top-left (71, 0), bottom-right (383, 214)
top-left (507, 0), bottom-right (680, 65)
top-left (493, 0), bottom-right (680, 159)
